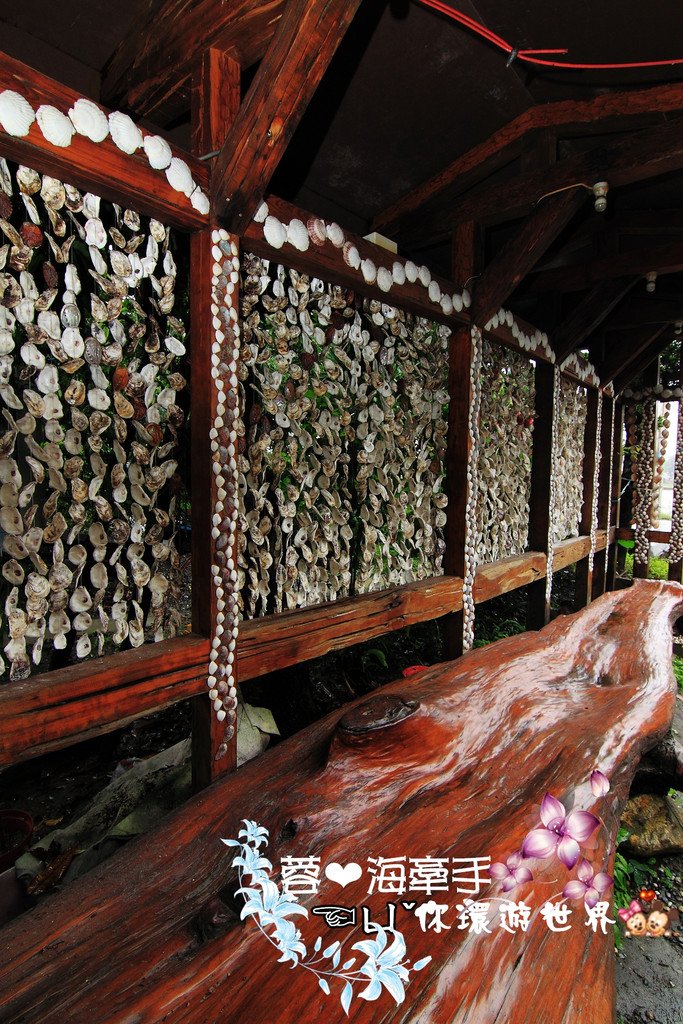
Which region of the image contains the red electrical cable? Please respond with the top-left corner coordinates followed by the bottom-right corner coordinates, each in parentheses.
top-left (417, 0), bottom-right (683, 70)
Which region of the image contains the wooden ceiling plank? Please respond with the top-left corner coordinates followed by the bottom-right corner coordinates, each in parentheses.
top-left (528, 237), bottom-right (683, 295)
top-left (602, 324), bottom-right (669, 387)
top-left (553, 277), bottom-right (638, 363)
top-left (0, 51), bottom-right (208, 230)
top-left (472, 188), bottom-right (586, 326)
top-left (374, 82), bottom-right (683, 238)
top-left (102, 0), bottom-right (286, 117)
top-left (211, 0), bottom-right (364, 230)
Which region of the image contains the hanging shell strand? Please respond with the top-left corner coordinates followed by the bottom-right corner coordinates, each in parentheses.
top-left (462, 326), bottom-right (483, 651)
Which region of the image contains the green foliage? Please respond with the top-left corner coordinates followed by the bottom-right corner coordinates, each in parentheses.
top-left (612, 826), bottom-right (656, 948)
top-left (473, 617), bottom-right (525, 647)
top-left (672, 655), bottom-right (683, 693)
top-left (623, 553), bottom-right (669, 580)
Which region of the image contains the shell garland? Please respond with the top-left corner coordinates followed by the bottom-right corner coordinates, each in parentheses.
top-left (551, 376), bottom-right (588, 546)
top-left (545, 366), bottom-right (562, 606)
top-left (484, 307), bottom-right (555, 364)
top-left (237, 254), bottom-right (450, 616)
top-left (0, 158), bottom-right (188, 680)
top-left (623, 384), bottom-right (682, 401)
top-left (0, 88), bottom-right (209, 216)
top-left (254, 201), bottom-right (470, 322)
top-left (208, 229), bottom-right (241, 755)
top-left (633, 398), bottom-right (656, 567)
top-left (462, 326), bottom-right (483, 650)
top-left (588, 391), bottom-right (602, 573)
top-left (559, 351), bottom-right (600, 389)
top-left (669, 402), bottom-right (683, 564)
top-left (475, 339), bottom-right (535, 564)
top-left (651, 402), bottom-right (671, 528)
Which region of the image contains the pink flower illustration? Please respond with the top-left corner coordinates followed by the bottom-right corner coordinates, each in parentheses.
top-left (489, 852), bottom-right (533, 892)
top-left (563, 859), bottom-right (613, 908)
top-left (590, 770), bottom-right (610, 798)
top-left (522, 793), bottom-right (599, 869)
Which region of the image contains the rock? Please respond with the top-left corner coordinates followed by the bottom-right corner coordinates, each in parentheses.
top-left (621, 793), bottom-right (683, 856)
top-left (632, 695), bottom-right (683, 795)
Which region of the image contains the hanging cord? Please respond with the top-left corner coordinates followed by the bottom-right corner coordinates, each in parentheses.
top-left (416, 0), bottom-right (683, 70)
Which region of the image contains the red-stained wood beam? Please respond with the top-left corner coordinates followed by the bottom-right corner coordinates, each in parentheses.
top-left (211, 0), bottom-right (363, 230)
top-left (374, 82), bottom-right (683, 238)
top-left (472, 188), bottom-right (586, 327)
top-left (190, 50), bottom-right (241, 784)
top-left (553, 277), bottom-right (639, 363)
top-left (0, 51), bottom-right (208, 231)
top-left (528, 239), bottom-right (683, 296)
top-left (102, 0), bottom-right (286, 117)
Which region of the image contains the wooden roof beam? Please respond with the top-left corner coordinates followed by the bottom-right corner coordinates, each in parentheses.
top-left (102, 0), bottom-right (287, 117)
top-left (527, 238), bottom-right (683, 295)
top-left (553, 277), bottom-right (638, 363)
top-left (374, 83), bottom-right (683, 239)
top-left (472, 188), bottom-right (586, 327)
top-left (211, 0), bottom-right (363, 230)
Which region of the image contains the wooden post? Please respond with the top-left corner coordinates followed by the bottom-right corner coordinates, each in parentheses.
top-left (607, 401), bottom-right (624, 590)
top-left (191, 50), bottom-right (241, 788)
top-left (592, 395), bottom-right (615, 599)
top-left (527, 362), bottom-right (555, 628)
top-left (444, 222), bottom-right (480, 656)
top-left (575, 388), bottom-right (600, 608)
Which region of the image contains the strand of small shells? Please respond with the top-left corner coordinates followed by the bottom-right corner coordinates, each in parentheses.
top-left (668, 402), bottom-right (683, 564)
top-left (483, 307), bottom-right (555, 363)
top-left (559, 351), bottom-right (601, 389)
top-left (475, 339), bottom-right (535, 563)
top-left (545, 366), bottom-right (562, 606)
top-left (236, 254), bottom-right (450, 616)
top-left (462, 326), bottom-right (483, 651)
top-left (551, 376), bottom-right (588, 546)
top-left (633, 398), bottom-right (656, 566)
top-left (651, 402), bottom-right (670, 527)
top-left (0, 89), bottom-right (209, 216)
top-left (254, 200), bottom-right (471, 318)
top-left (207, 230), bottom-right (241, 753)
top-left (623, 384), bottom-right (683, 401)
top-left (588, 392), bottom-right (603, 573)
top-left (0, 158), bottom-right (187, 680)
top-left (602, 404), bottom-right (615, 569)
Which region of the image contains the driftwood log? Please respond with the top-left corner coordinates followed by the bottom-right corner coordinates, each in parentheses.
top-left (1, 580), bottom-right (681, 1024)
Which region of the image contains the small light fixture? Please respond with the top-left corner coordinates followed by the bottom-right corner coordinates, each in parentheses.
top-left (592, 181), bottom-right (609, 213)
top-left (675, 321), bottom-right (683, 334)
top-left (646, 271), bottom-right (657, 293)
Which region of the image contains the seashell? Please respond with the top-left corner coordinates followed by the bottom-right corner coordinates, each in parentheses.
top-left (84, 217), bottom-right (107, 248)
top-left (286, 219), bottom-right (309, 252)
top-left (0, 91), bottom-right (35, 137)
top-left (43, 512), bottom-right (67, 542)
top-left (143, 133), bottom-right (172, 170)
top-left (418, 265), bottom-right (431, 287)
top-left (89, 411), bottom-right (111, 434)
top-left (36, 105), bottom-right (75, 147)
top-left (73, 611), bottom-right (93, 633)
top-left (0, 506), bottom-right (22, 535)
top-left (165, 336), bottom-right (185, 356)
top-left (361, 259), bottom-right (377, 285)
top-left (88, 388), bottom-right (111, 410)
top-left (3, 558), bottom-right (24, 584)
top-left (113, 391), bottom-right (134, 418)
top-left (165, 156), bottom-right (194, 196)
top-left (190, 188), bottom-right (210, 215)
top-left (377, 267), bottom-right (393, 293)
top-left (307, 217), bottom-right (326, 245)
top-left (428, 280), bottom-right (441, 302)
top-left (43, 394), bottom-right (63, 420)
top-left (102, 341), bottom-right (123, 365)
top-left (20, 222), bottom-right (44, 248)
top-left (90, 562), bottom-right (108, 590)
top-left (263, 216), bottom-right (287, 249)
top-left (326, 222), bottom-right (345, 247)
top-left (109, 111), bottom-right (143, 154)
top-left (404, 261), bottom-right (418, 283)
top-left (36, 365), bottom-right (59, 394)
top-left (69, 98), bottom-right (109, 142)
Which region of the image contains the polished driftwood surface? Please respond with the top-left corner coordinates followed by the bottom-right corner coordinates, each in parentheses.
top-left (1, 581), bottom-right (681, 1024)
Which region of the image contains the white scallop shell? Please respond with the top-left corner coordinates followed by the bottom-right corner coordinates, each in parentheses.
top-left (263, 216), bottom-right (287, 249)
top-left (0, 90), bottom-right (35, 137)
top-left (109, 111), bottom-right (143, 154)
top-left (163, 156), bottom-right (193, 196)
top-left (343, 242), bottom-right (360, 269)
top-left (392, 261), bottom-right (406, 285)
top-left (253, 201), bottom-right (269, 223)
top-left (452, 293), bottom-right (463, 313)
top-left (287, 219), bottom-right (309, 252)
top-left (440, 294), bottom-right (453, 315)
top-left (377, 267), bottom-right (393, 293)
top-left (69, 98), bottom-right (108, 143)
top-left (461, 288), bottom-right (471, 308)
top-left (428, 280), bottom-right (441, 302)
top-left (361, 259), bottom-right (377, 284)
top-left (36, 105), bottom-right (75, 148)
top-left (404, 261), bottom-right (418, 283)
top-left (190, 188), bottom-right (210, 215)
top-left (84, 218), bottom-right (107, 249)
top-left (418, 265), bottom-right (431, 287)
top-left (143, 133), bottom-right (172, 170)
top-left (307, 217), bottom-right (326, 245)
top-left (326, 222), bottom-right (345, 247)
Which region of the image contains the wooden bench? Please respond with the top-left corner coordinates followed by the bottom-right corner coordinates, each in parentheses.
top-left (1, 580), bottom-right (681, 1024)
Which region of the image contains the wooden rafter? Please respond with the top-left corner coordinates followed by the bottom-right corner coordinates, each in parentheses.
top-left (601, 324), bottom-right (670, 387)
top-left (527, 238), bottom-right (683, 295)
top-left (472, 188), bottom-right (586, 326)
top-left (553, 277), bottom-right (638, 363)
top-left (375, 82), bottom-right (683, 238)
top-left (211, 0), bottom-right (363, 229)
top-left (102, 0), bottom-right (287, 117)
top-left (613, 330), bottom-right (675, 393)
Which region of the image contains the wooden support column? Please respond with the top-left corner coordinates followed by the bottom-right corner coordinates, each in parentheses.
top-left (591, 395), bottom-right (614, 599)
top-left (607, 401), bottom-right (625, 590)
top-left (444, 221), bottom-right (478, 657)
top-left (190, 50), bottom-right (240, 787)
top-left (575, 389), bottom-right (600, 608)
top-left (527, 362), bottom-right (555, 628)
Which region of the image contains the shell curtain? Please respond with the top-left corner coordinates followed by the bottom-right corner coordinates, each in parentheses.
top-left (475, 339), bottom-right (535, 563)
top-left (237, 254), bottom-right (450, 617)
top-left (0, 158), bottom-right (189, 681)
top-left (551, 375), bottom-right (588, 545)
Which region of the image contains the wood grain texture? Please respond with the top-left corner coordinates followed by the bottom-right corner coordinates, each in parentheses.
top-left (212, 0), bottom-right (363, 228)
top-left (374, 82), bottom-right (683, 237)
top-left (0, 582), bottom-right (680, 1024)
top-left (102, 0), bottom-right (285, 116)
top-left (0, 51), bottom-right (208, 230)
top-left (472, 188), bottom-right (586, 327)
